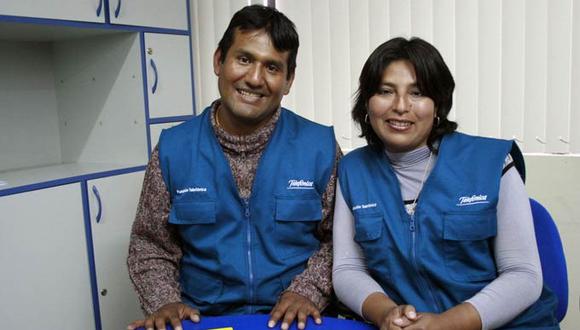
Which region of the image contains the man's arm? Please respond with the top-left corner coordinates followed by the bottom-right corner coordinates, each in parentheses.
top-left (285, 144), bottom-right (342, 308)
top-left (268, 145), bottom-right (342, 330)
top-left (127, 146), bottom-right (183, 314)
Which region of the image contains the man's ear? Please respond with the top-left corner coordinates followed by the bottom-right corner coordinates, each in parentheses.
top-left (283, 72), bottom-right (295, 95)
top-left (213, 48), bottom-right (223, 76)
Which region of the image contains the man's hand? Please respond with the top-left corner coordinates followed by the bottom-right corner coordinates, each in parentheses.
top-left (268, 292), bottom-right (322, 330)
top-left (127, 302), bottom-right (200, 330)
top-left (377, 304), bottom-right (420, 330)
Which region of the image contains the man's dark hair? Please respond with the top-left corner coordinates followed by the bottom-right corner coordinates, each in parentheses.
top-left (217, 5), bottom-right (299, 79)
top-left (352, 37), bottom-right (457, 152)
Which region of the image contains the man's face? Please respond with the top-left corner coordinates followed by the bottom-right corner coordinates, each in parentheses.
top-left (214, 28), bottom-right (294, 135)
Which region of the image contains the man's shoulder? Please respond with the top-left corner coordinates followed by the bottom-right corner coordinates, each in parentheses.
top-left (162, 109), bottom-right (210, 137)
top-left (281, 108), bottom-right (332, 131)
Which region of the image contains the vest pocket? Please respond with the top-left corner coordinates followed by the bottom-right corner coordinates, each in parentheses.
top-left (181, 267), bottom-right (224, 305)
top-left (169, 201), bottom-right (216, 225)
top-left (353, 215), bottom-right (390, 279)
top-left (274, 197), bottom-right (322, 260)
top-left (443, 211), bottom-right (497, 281)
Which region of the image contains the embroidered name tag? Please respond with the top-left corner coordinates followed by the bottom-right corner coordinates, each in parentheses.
top-left (176, 187), bottom-right (208, 194)
top-left (456, 194), bottom-right (489, 206)
top-left (287, 179), bottom-right (314, 190)
top-left (352, 203), bottom-right (377, 211)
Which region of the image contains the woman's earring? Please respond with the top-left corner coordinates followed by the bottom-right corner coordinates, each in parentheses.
top-left (434, 116), bottom-right (440, 127)
top-left (365, 114), bottom-right (370, 123)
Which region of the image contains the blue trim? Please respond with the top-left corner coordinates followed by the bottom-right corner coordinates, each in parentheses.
top-left (81, 181), bottom-right (103, 330)
top-left (0, 14), bottom-right (106, 27)
top-left (186, 0), bottom-right (197, 115)
top-left (149, 115), bottom-right (194, 124)
top-left (140, 32), bottom-right (153, 157)
top-left (0, 15), bottom-right (189, 35)
top-left (0, 165), bottom-right (146, 197)
top-left (104, 0), bottom-right (111, 24)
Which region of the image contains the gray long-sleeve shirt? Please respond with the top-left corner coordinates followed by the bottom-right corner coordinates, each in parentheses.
top-left (332, 146), bottom-right (542, 330)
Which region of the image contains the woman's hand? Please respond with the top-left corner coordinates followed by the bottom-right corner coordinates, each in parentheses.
top-left (400, 312), bottom-right (441, 330)
top-left (403, 303), bottom-right (482, 330)
top-left (377, 304), bottom-right (420, 330)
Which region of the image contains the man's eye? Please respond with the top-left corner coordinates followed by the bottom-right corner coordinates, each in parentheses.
top-left (238, 56), bottom-right (250, 64)
top-left (267, 64), bottom-right (279, 72)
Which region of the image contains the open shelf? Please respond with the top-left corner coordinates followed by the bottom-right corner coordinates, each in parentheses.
top-left (0, 27), bottom-right (148, 193)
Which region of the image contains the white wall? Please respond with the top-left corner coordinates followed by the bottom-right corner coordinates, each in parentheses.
top-left (189, 1), bottom-right (580, 326)
top-left (525, 155), bottom-right (580, 329)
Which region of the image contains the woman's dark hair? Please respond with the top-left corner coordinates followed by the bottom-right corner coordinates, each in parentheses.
top-left (217, 5), bottom-right (299, 79)
top-left (352, 37), bottom-right (457, 152)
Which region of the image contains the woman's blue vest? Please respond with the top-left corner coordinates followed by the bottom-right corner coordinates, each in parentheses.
top-left (338, 132), bottom-right (558, 329)
top-left (157, 107), bottom-right (335, 315)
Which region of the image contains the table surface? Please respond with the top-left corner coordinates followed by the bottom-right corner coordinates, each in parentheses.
top-left (135, 314), bottom-right (377, 330)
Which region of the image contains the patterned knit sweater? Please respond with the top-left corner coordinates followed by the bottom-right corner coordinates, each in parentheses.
top-left (127, 102), bottom-right (340, 314)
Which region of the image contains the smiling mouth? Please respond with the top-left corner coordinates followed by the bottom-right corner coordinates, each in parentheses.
top-left (387, 119), bottom-right (413, 130)
top-left (237, 88), bottom-right (264, 100)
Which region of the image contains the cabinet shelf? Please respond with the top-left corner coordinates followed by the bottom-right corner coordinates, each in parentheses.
top-left (0, 162), bottom-right (144, 194)
top-left (0, 29), bottom-right (149, 191)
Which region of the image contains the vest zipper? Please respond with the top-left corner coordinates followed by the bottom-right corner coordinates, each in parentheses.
top-left (409, 213), bottom-right (443, 313)
top-left (243, 198), bottom-right (255, 313)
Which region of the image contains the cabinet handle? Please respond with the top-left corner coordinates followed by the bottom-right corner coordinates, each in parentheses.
top-left (96, 0), bottom-right (103, 17)
top-left (92, 185), bottom-right (103, 223)
top-left (114, 0), bottom-right (122, 18)
top-left (150, 59), bottom-right (159, 94)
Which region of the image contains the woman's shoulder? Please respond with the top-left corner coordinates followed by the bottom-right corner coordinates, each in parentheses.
top-left (342, 145), bottom-right (380, 163)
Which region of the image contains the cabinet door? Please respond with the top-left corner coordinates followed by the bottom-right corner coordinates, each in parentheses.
top-left (0, 184), bottom-right (95, 329)
top-left (145, 33), bottom-right (194, 118)
top-left (88, 171), bottom-right (145, 330)
top-left (109, 0), bottom-right (188, 30)
top-left (0, 0), bottom-right (106, 23)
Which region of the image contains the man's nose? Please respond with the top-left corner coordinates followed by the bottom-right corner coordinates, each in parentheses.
top-left (245, 64), bottom-right (264, 87)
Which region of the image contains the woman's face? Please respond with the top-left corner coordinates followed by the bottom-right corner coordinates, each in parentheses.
top-left (368, 59), bottom-right (436, 153)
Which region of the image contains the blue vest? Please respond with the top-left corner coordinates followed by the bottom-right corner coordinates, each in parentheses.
top-left (339, 132), bottom-right (558, 329)
top-left (158, 107), bottom-right (336, 315)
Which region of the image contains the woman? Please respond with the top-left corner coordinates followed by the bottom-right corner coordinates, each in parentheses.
top-left (332, 37), bottom-right (559, 330)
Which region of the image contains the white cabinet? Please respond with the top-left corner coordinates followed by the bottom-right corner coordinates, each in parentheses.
top-left (109, 0), bottom-right (189, 30)
top-left (0, 0), bottom-right (106, 23)
top-left (0, 184), bottom-right (95, 329)
top-left (145, 33), bottom-right (195, 118)
top-left (88, 171), bottom-right (144, 330)
top-left (0, 3), bottom-right (194, 329)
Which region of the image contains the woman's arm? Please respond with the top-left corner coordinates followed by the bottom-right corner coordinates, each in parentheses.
top-left (465, 166), bottom-right (543, 330)
top-left (332, 181), bottom-right (386, 316)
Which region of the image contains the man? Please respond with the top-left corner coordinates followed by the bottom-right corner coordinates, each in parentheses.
top-left (127, 5), bottom-right (340, 330)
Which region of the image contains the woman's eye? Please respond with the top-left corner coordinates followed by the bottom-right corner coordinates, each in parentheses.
top-left (378, 89), bottom-right (393, 95)
top-left (410, 90), bottom-right (423, 97)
